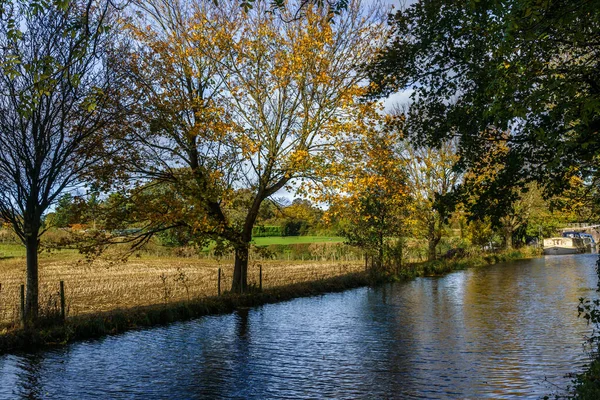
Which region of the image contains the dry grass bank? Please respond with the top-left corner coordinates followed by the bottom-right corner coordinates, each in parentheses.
top-left (0, 250), bottom-right (363, 327)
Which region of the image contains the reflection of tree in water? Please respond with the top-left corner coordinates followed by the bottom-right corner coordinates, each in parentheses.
top-left (236, 307), bottom-right (250, 339)
top-left (16, 353), bottom-right (44, 400)
top-left (188, 309), bottom-right (254, 398)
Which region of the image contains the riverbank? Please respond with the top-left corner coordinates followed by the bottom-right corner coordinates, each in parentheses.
top-left (0, 248), bottom-right (540, 354)
top-left (396, 247), bottom-right (541, 280)
top-left (0, 256), bottom-right (365, 325)
top-left (0, 272), bottom-right (371, 354)
top-left (573, 357), bottom-right (600, 399)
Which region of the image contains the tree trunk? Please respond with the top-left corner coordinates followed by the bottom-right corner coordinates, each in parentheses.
top-left (427, 220), bottom-right (440, 261)
top-left (378, 230), bottom-right (384, 272)
top-left (24, 235), bottom-right (39, 326)
top-left (232, 245), bottom-right (249, 293)
top-left (230, 187), bottom-right (271, 293)
top-left (504, 228), bottom-right (513, 250)
top-left (427, 238), bottom-right (438, 261)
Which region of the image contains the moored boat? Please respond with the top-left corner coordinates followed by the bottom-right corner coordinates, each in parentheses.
top-left (543, 237), bottom-right (586, 255)
top-left (562, 231), bottom-right (597, 252)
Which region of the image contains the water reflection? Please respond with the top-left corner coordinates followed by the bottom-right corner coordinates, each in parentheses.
top-left (236, 307), bottom-right (250, 339)
top-left (0, 254), bottom-right (597, 399)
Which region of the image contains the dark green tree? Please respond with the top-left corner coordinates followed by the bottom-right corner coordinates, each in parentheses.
top-left (370, 0), bottom-right (600, 214)
top-left (53, 194), bottom-right (83, 228)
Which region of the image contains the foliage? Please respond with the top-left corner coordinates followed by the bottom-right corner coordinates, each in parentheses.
top-left (329, 114), bottom-right (412, 273)
top-left (264, 199), bottom-right (326, 236)
top-left (370, 0), bottom-right (600, 218)
top-left (281, 220), bottom-right (307, 236)
top-left (157, 227), bottom-right (196, 247)
top-left (252, 225), bottom-right (283, 237)
top-left (402, 136), bottom-right (461, 259)
top-left (116, 0), bottom-right (388, 291)
top-left (464, 217), bottom-right (498, 249)
top-left (549, 176), bottom-right (600, 225)
top-left (252, 236), bottom-right (344, 245)
top-left (50, 194), bottom-right (91, 228)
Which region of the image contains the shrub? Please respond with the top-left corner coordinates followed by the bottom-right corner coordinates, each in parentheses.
top-left (252, 225), bottom-right (283, 237)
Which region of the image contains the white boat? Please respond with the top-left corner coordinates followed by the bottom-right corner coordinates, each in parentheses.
top-left (543, 237), bottom-right (586, 255)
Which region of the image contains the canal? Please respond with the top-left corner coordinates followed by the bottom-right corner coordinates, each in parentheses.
top-left (1, 254), bottom-right (598, 398)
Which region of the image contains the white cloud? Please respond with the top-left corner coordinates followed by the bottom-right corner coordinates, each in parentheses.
top-left (383, 88), bottom-right (414, 112)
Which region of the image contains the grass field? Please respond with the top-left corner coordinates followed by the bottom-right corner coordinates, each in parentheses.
top-left (0, 243), bottom-right (82, 260)
top-left (252, 236), bottom-right (345, 245)
top-left (0, 243), bottom-right (26, 259)
top-left (0, 243), bottom-right (362, 327)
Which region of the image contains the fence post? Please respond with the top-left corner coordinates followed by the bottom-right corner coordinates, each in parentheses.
top-left (60, 281), bottom-right (66, 322)
top-left (20, 284), bottom-right (25, 325)
top-left (217, 268), bottom-right (221, 296)
top-left (259, 265), bottom-right (262, 291)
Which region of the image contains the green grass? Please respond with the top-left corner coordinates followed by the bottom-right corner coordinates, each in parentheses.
top-left (0, 243), bottom-right (25, 259)
top-left (252, 236), bottom-right (345, 245)
top-left (0, 243), bottom-right (80, 260)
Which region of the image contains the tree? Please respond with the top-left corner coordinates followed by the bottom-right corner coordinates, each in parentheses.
top-left (458, 131), bottom-right (536, 249)
top-left (497, 187), bottom-right (535, 249)
top-left (0, 0), bottom-right (121, 324)
top-left (279, 199), bottom-right (322, 236)
top-left (403, 139), bottom-right (460, 260)
top-left (53, 194), bottom-right (83, 228)
top-left (369, 0), bottom-right (600, 207)
top-left (522, 183), bottom-right (568, 240)
top-left (331, 115), bottom-right (411, 274)
top-left (118, 0), bottom-right (388, 292)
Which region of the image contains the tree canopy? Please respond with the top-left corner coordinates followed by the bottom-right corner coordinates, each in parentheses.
top-left (370, 0), bottom-right (600, 214)
top-left (115, 0), bottom-right (388, 291)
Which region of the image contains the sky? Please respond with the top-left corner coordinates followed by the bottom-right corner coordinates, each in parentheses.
top-left (374, 0), bottom-right (417, 111)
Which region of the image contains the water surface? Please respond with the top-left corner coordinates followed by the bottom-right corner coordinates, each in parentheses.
top-left (1, 254), bottom-right (597, 398)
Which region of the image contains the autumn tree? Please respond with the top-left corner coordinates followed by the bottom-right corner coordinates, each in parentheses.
top-left (118, 0), bottom-right (388, 292)
top-left (550, 176), bottom-right (600, 225)
top-left (328, 113), bottom-right (411, 273)
top-left (279, 199), bottom-right (323, 236)
top-left (497, 187), bottom-right (535, 249)
top-left (0, 0), bottom-right (122, 323)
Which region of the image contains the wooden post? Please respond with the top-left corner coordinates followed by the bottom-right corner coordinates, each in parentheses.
top-left (259, 265), bottom-right (263, 291)
top-left (60, 281), bottom-right (66, 322)
top-left (217, 268), bottom-right (221, 296)
top-left (20, 284), bottom-right (25, 325)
